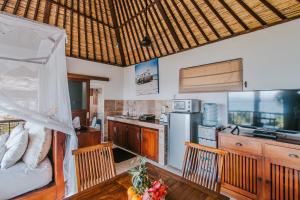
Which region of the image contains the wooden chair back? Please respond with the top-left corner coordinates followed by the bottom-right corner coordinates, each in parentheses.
top-left (182, 142), bottom-right (227, 193)
top-left (72, 142), bottom-right (116, 192)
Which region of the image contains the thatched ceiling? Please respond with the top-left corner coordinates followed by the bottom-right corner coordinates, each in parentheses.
top-left (1, 0), bottom-right (300, 67)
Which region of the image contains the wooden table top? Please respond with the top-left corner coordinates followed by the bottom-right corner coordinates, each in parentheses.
top-left (67, 163), bottom-right (229, 200)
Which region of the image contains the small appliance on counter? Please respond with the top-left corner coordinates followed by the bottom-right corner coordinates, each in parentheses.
top-left (139, 114), bottom-right (155, 121)
top-left (172, 99), bottom-right (200, 113)
top-left (159, 105), bottom-right (169, 123)
top-left (159, 113), bottom-right (168, 123)
top-left (168, 99), bottom-right (201, 170)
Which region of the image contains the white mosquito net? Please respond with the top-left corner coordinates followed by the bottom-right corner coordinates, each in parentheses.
top-left (0, 12), bottom-right (77, 196)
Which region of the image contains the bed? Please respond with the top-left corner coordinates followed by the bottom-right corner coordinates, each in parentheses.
top-left (0, 120), bottom-right (65, 200)
top-left (0, 158), bottom-right (53, 199)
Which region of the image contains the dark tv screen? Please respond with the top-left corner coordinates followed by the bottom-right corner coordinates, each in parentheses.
top-left (228, 90), bottom-right (300, 132)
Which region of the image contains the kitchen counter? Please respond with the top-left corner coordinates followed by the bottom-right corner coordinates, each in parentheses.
top-left (107, 116), bottom-right (168, 165)
top-left (107, 115), bottom-right (167, 130)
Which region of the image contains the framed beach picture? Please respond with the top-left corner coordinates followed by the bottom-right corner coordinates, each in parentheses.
top-left (135, 58), bottom-right (159, 95)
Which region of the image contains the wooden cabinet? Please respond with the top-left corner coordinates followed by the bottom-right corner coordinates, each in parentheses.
top-left (141, 128), bottom-right (159, 162)
top-left (127, 124), bottom-right (141, 154)
top-left (108, 120), bottom-right (145, 154)
top-left (219, 132), bottom-right (300, 200)
top-left (77, 127), bottom-right (101, 148)
top-left (264, 144), bottom-right (300, 200)
top-left (108, 120), bottom-right (126, 148)
top-left (108, 120), bottom-right (159, 160)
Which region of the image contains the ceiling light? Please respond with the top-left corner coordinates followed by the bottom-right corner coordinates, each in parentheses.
top-left (141, 0), bottom-right (151, 48)
top-left (141, 35), bottom-right (151, 47)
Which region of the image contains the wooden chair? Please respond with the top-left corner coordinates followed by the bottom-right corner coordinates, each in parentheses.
top-left (72, 142), bottom-right (116, 192)
top-left (182, 142), bottom-right (227, 193)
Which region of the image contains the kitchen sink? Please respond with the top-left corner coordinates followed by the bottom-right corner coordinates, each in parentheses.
top-left (115, 115), bottom-right (139, 120)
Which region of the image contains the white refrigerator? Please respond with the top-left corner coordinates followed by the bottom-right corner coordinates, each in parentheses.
top-left (168, 112), bottom-right (201, 170)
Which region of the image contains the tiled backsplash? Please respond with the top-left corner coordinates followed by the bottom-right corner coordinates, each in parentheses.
top-left (103, 100), bottom-right (172, 138)
top-left (105, 100), bottom-right (172, 119)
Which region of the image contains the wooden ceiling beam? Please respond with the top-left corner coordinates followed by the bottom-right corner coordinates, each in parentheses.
top-left (68, 73), bottom-right (109, 81)
top-left (138, 0), bottom-right (159, 59)
top-left (77, 0), bottom-right (81, 58)
top-left (125, 0), bottom-right (147, 61)
top-left (135, 0), bottom-right (152, 60)
top-left (94, 0), bottom-right (103, 61)
top-left (179, 0), bottom-right (209, 42)
top-left (95, 0), bottom-right (104, 61)
top-left (70, 0), bottom-right (74, 57)
top-left (163, 0), bottom-right (191, 48)
top-left (204, 0), bottom-right (234, 35)
top-left (169, 0), bottom-right (199, 46)
top-left (114, 0), bottom-right (132, 65)
top-left (129, 0), bottom-right (152, 60)
top-left (49, 0), bottom-right (113, 28)
top-left (218, 0), bottom-right (249, 30)
top-left (190, 0), bottom-right (220, 39)
top-left (34, 0), bottom-right (41, 20)
top-left (55, 0), bottom-right (60, 26)
top-left (237, 0), bottom-right (267, 26)
top-left (151, 4), bottom-right (176, 53)
top-left (146, 6), bottom-right (166, 56)
top-left (99, 0), bottom-right (110, 62)
top-left (103, 0), bottom-right (117, 64)
top-left (1, 0), bottom-right (9, 11)
top-left (63, 0), bottom-right (67, 28)
top-left (88, 0), bottom-right (96, 61)
top-left (108, 0), bottom-right (126, 65)
top-left (117, 0), bottom-right (159, 28)
top-left (13, 0), bottom-right (21, 14)
top-left (24, 0), bottom-right (32, 17)
top-left (259, 0), bottom-right (286, 20)
top-left (43, 0), bottom-right (52, 23)
top-left (120, 0), bottom-right (142, 63)
top-left (83, 0), bottom-right (89, 59)
top-left (116, 0), bottom-right (137, 64)
top-left (157, 0), bottom-right (184, 50)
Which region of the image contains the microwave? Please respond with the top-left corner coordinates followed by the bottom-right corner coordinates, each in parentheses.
top-left (172, 99), bottom-right (201, 113)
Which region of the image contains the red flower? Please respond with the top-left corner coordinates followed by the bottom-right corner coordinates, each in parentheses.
top-left (145, 179), bottom-right (168, 200)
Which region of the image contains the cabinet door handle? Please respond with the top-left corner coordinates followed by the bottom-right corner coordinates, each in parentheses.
top-left (235, 142), bottom-right (243, 147)
top-left (289, 153), bottom-right (299, 158)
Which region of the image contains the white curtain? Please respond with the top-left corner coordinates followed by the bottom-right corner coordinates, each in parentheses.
top-left (0, 13), bottom-right (77, 196)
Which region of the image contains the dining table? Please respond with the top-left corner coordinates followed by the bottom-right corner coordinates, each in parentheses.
top-left (67, 163), bottom-right (229, 200)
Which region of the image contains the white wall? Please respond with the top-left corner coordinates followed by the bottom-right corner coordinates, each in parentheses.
top-left (123, 19), bottom-right (300, 125)
top-left (67, 57), bottom-right (124, 100)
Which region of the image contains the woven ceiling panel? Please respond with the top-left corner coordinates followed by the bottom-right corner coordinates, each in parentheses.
top-left (1, 0), bottom-right (300, 67)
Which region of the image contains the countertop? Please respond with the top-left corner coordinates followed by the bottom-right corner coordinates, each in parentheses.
top-left (107, 115), bottom-right (168, 130)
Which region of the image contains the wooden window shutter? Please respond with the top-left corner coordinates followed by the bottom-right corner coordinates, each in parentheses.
top-left (179, 59), bottom-right (243, 93)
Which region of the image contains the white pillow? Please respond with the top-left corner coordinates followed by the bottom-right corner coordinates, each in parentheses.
top-left (22, 123), bottom-right (52, 169)
top-left (1, 130), bottom-right (28, 169)
top-left (0, 133), bottom-right (9, 163)
top-left (6, 124), bottom-right (24, 147)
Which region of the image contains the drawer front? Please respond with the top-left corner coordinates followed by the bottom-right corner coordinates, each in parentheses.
top-left (265, 144), bottom-right (300, 166)
top-left (198, 138), bottom-right (217, 148)
top-left (219, 136), bottom-right (262, 155)
top-left (198, 127), bottom-right (216, 140)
